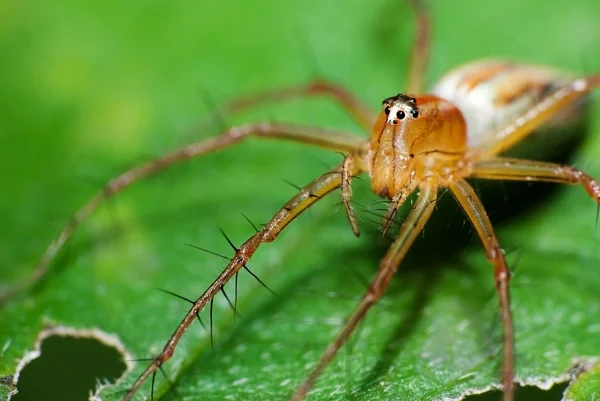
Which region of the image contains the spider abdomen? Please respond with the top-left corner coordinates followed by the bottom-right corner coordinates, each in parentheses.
top-left (431, 60), bottom-right (587, 157)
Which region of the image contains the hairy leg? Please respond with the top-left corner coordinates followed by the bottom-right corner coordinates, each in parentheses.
top-left (200, 81), bottom-right (376, 132)
top-left (291, 182), bottom-right (437, 401)
top-left (1, 123), bottom-right (366, 304)
top-left (471, 157), bottom-right (600, 202)
top-left (380, 182), bottom-right (417, 237)
top-left (123, 161), bottom-right (361, 401)
top-left (448, 179), bottom-right (514, 401)
top-left (341, 155), bottom-right (361, 236)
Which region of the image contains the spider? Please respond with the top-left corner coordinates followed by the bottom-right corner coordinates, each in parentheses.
top-left (3, 1), bottom-right (599, 401)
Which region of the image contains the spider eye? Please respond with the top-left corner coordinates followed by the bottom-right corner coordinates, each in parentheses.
top-left (396, 110), bottom-right (405, 120)
top-left (384, 106), bottom-right (391, 115)
top-left (411, 110), bottom-right (419, 118)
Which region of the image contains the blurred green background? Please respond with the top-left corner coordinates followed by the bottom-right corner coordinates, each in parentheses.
top-left (1, 0), bottom-right (600, 400)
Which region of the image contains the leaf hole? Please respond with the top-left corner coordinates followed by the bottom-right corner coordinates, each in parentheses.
top-left (464, 382), bottom-right (569, 401)
top-left (10, 327), bottom-right (130, 401)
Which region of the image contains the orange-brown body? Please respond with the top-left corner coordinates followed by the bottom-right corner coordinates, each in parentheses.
top-left (368, 94), bottom-right (467, 197)
top-left (366, 60), bottom-right (590, 200)
top-left (367, 95), bottom-right (467, 198)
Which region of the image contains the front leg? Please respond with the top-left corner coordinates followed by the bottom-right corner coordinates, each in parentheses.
top-left (291, 182), bottom-right (438, 400)
top-left (341, 155), bottom-right (361, 236)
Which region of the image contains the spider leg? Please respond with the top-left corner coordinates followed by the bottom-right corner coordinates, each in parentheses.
top-left (471, 157), bottom-right (600, 203)
top-left (406, 0), bottom-right (430, 94)
top-left (475, 74), bottom-right (600, 159)
top-left (341, 156), bottom-right (361, 236)
top-left (291, 182), bottom-right (437, 401)
top-left (1, 123), bottom-right (366, 304)
top-left (380, 182), bottom-right (417, 237)
top-left (448, 179), bottom-right (514, 401)
top-left (203, 80), bottom-right (376, 131)
top-left (123, 160), bottom-right (362, 401)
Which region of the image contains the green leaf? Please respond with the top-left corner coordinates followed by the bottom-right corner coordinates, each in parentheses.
top-left (1, 0), bottom-right (599, 400)
top-left (564, 361), bottom-right (600, 401)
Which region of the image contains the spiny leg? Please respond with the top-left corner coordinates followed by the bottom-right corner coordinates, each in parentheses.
top-left (448, 179), bottom-right (514, 401)
top-left (204, 81), bottom-right (376, 131)
top-left (475, 74), bottom-right (600, 159)
top-left (380, 182), bottom-right (417, 237)
top-left (1, 123), bottom-right (366, 305)
top-left (291, 183), bottom-right (437, 401)
top-left (405, 0), bottom-right (430, 94)
top-left (123, 160), bottom-right (363, 401)
top-left (471, 157), bottom-right (600, 203)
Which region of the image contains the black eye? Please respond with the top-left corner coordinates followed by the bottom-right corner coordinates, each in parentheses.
top-left (411, 110), bottom-right (419, 118)
top-left (396, 110), bottom-right (405, 120)
top-left (384, 106), bottom-right (390, 115)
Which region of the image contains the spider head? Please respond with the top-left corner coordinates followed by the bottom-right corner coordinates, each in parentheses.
top-left (381, 94), bottom-right (419, 125)
top-left (371, 93), bottom-right (421, 157)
